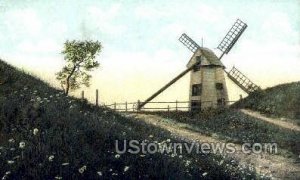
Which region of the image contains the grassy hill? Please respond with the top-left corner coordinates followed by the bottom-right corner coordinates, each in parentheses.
top-left (0, 60), bottom-right (256, 179)
top-left (234, 82), bottom-right (300, 121)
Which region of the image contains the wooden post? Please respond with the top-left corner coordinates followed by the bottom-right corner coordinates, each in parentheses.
top-left (240, 94), bottom-right (243, 100)
top-left (96, 89), bottom-right (99, 106)
top-left (81, 91), bottom-right (84, 100)
top-left (114, 102), bottom-right (116, 110)
top-left (137, 100), bottom-right (140, 112)
top-left (175, 100), bottom-right (178, 111)
top-left (167, 105), bottom-right (170, 112)
top-left (125, 102), bottom-right (128, 112)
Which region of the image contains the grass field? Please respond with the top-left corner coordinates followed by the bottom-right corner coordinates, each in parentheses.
top-left (233, 82), bottom-right (300, 123)
top-left (0, 60), bottom-right (258, 179)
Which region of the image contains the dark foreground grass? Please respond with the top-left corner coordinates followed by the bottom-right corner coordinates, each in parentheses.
top-left (233, 82), bottom-right (300, 123)
top-left (0, 59), bottom-right (257, 179)
top-left (150, 109), bottom-right (300, 158)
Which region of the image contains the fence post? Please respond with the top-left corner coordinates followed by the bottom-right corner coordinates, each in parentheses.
top-left (137, 100), bottom-right (140, 112)
top-left (114, 102), bottom-right (116, 110)
top-left (125, 102), bottom-right (128, 112)
top-left (175, 100), bottom-right (178, 111)
top-left (167, 105), bottom-right (170, 112)
top-left (96, 89), bottom-right (99, 106)
top-left (240, 94), bottom-right (243, 100)
top-left (81, 90), bottom-right (84, 100)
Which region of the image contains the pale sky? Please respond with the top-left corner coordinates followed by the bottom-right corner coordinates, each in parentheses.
top-left (0, 0), bottom-right (299, 106)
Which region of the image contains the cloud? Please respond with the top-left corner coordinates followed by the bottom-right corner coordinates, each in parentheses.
top-left (85, 4), bottom-right (127, 35)
top-left (261, 12), bottom-right (299, 43)
top-left (17, 38), bottom-right (61, 54)
top-left (4, 8), bottom-right (42, 38)
top-left (134, 4), bottom-right (169, 19)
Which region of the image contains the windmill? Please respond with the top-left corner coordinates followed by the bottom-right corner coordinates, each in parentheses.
top-left (138, 19), bottom-right (260, 111)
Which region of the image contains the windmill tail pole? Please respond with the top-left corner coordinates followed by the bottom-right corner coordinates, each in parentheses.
top-left (138, 65), bottom-right (195, 110)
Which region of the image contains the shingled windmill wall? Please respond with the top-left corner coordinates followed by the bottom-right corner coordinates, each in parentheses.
top-left (187, 48), bottom-right (229, 111)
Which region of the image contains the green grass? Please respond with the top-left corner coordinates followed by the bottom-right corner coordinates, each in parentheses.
top-left (0, 60), bottom-right (258, 179)
top-left (233, 82), bottom-right (300, 123)
top-left (151, 109), bottom-right (300, 158)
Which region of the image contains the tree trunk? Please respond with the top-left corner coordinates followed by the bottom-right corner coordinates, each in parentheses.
top-left (65, 65), bottom-right (77, 95)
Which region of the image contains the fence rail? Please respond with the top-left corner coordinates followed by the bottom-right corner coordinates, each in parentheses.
top-left (104, 100), bottom-right (237, 112)
top-left (78, 89), bottom-right (238, 112)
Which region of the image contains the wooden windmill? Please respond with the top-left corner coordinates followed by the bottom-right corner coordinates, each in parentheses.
top-left (138, 19), bottom-right (260, 111)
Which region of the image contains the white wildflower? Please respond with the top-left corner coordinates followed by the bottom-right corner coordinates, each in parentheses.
top-left (7, 160), bottom-right (14, 164)
top-left (97, 171), bottom-right (102, 176)
top-left (124, 166), bottom-right (130, 172)
top-left (55, 176), bottom-right (62, 179)
top-left (49, 95), bottom-right (53, 98)
top-left (149, 135), bottom-right (154, 138)
top-left (19, 141), bottom-right (25, 149)
top-left (62, 163), bottom-right (69, 166)
top-left (33, 128), bottom-right (39, 135)
top-left (8, 138), bottom-right (15, 143)
top-left (78, 165), bottom-right (87, 174)
top-left (178, 155), bottom-right (183, 158)
top-left (13, 155), bottom-right (20, 159)
top-left (202, 172), bottom-right (208, 176)
top-left (48, 155), bottom-right (54, 162)
top-left (185, 160), bottom-right (191, 167)
top-left (166, 139), bottom-right (171, 142)
top-left (10, 148), bottom-right (15, 151)
top-left (112, 173), bottom-right (118, 176)
top-left (115, 154), bottom-right (120, 159)
top-left (24, 87), bottom-right (28, 90)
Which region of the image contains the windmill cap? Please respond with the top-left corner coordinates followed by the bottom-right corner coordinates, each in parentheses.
top-left (186, 47), bottom-right (224, 68)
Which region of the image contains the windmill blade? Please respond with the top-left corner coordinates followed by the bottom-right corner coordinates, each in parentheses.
top-left (226, 66), bottom-right (260, 94)
top-left (179, 33), bottom-right (200, 53)
top-left (217, 19), bottom-right (247, 59)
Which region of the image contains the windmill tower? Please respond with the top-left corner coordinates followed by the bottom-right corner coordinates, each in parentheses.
top-left (184, 45), bottom-right (229, 110)
top-left (138, 19), bottom-right (260, 111)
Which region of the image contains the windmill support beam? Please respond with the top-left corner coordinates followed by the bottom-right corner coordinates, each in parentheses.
top-left (138, 65), bottom-right (196, 110)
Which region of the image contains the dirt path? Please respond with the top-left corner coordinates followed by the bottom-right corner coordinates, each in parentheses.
top-left (126, 113), bottom-right (300, 179)
top-left (241, 109), bottom-right (300, 132)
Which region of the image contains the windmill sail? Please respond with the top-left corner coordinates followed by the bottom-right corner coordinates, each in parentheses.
top-left (226, 66), bottom-right (260, 94)
top-left (217, 19), bottom-right (247, 59)
top-left (179, 33), bottom-right (200, 53)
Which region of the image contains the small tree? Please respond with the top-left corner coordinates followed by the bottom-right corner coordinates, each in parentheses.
top-left (56, 40), bottom-right (102, 95)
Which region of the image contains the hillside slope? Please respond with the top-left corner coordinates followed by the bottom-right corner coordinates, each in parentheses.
top-left (233, 82), bottom-right (300, 121)
top-left (0, 60), bottom-right (255, 179)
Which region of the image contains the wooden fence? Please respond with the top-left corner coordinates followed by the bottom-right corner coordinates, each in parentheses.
top-left (104, 100), bottom-right (237, 112)
top-left (79, 89), bottom-right (238, 112)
